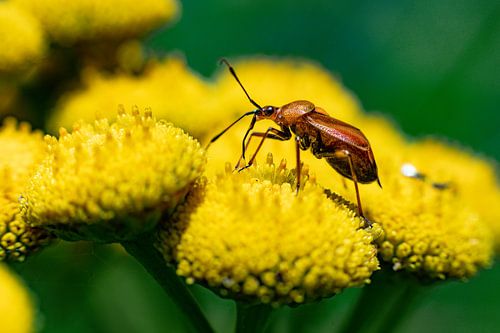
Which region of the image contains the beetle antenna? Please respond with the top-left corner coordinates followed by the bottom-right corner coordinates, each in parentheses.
top-left (206, 111), bottom-right (257, 149)
top-left (220, 58), bottom-right (263, 110)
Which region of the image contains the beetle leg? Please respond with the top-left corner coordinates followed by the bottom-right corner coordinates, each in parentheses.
top-left (237, 127), bottom-right (291, 171)
top-left (295, 136), bottom-right (301, 194)
top-left (314, 149), bottom-right (371, 226)
top-left (335, 150), bottom-right (371, 226)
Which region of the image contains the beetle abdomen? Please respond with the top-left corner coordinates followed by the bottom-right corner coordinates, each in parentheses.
top-left (326, 152), bottom-right (379, 184)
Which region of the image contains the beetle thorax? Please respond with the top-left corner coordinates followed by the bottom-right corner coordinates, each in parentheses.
top-left (275, 100), bottom-right (315, 126)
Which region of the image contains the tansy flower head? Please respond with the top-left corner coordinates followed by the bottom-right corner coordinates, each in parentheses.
top-left (0, 264), bottom-right (35, 333)
top-left (12, 0), bottom-right (179, 45)
top-left (205, 105), bottom-right (493, 280)
top-left (49, 57), bottom-right (224, 140)
top-left (0, 2), bottom-right (45, 75)
top-left (300, 116), bottom-right (495, 279)
top-left (157, 154), bottom-right (379, 306)
top-left (406, 139), bottom-right (500, 252)
top-left (0, 118), bottom-right (52, 262)
top-left (358, 156), bottom-right (493, 280)
top-left (21, 107), bottom-right (205, 243)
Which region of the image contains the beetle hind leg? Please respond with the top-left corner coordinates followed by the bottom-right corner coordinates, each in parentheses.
top-left (338, 150), bottom-right (371, 226)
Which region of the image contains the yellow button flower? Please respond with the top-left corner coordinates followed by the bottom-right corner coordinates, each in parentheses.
top-left (204, 101), bottom-right (493, 280)
top-left (157, 155), bottom-right (379, 305)
top-left (407, 139), bottom-right (500, 252)
top-left (12, 0), bottom-right (179, 45)
top-left (0, 2), bottom-right (45, 74)
top-left (0, 118), bottom-right (51, 262)
top-left (0, 264), bottom-right (35, 333)
top-left (21, 108), bottom-right (205, 242)
top-left (358, 155), bottom-right (493, 280)
top-left (49, 57), bottom-right (223, 140)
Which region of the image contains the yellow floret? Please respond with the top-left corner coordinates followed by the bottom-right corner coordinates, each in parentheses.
top-left (21, 107), bottom-right (205, 242)
top-left (157, 155), bottom-right (379, 305)
top-left (0, 118), bottom-right (52, 262)
top-left (49, 57), bottom-right (223, 140)
top-left (0, 2), bottom-right (45, 74)
top-left (0, 264), bottom-right (34, 333)
top-left (12, 0), bottom-right (179, 45)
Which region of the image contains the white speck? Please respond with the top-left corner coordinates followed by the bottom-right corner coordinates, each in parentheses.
top-left (401, 163), bottom-right (418, 178)
top-left (393, 262), bottom-right (402, 271)
top-left (222, 277), bottom-right (235, 288)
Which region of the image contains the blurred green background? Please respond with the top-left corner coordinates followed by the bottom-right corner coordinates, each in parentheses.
top-left (13, 0), bottom-right (500, 332)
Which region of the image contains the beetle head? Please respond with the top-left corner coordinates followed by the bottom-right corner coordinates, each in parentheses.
top-left (255, 105), bottom-right (278, 121)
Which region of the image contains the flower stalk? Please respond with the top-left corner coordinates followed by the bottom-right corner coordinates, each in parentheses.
top-left (235, 302), bottom-right (273, 333)
top-left (338, 268), bottom-right (425, 333)
top-left (122, 233), bottom-right (215, 333)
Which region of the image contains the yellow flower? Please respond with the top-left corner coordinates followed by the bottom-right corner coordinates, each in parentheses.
top-left (406, 139), bottom-right (500, 252)
top-left (0, 264), bottom-right (35, 333)
top-left (0, 2), bottom-right (45, 74)
top-left (359, 154), bottom-right (493, 279)
top-left (49, 57), bottom-right (224, 140)
top-left (0, 118), bottom-right (51, 262)
top-left (307, 121), bottom-right (495, 279)
top-left (157, 155), bottom-right (379, 305)
top-left (21, 107), bottom-right (205, 242)
top-left (12, 0), bottom-right (179, 45)
top-left (204, 96), bottom-right (493, 280)
top-left (51, 56), bottom-right (363, 143)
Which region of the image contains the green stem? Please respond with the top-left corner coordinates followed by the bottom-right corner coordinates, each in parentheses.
top-left (376, 282), bottom-right (422, 333)
top-left (338, 269), bottom-right (423, 333)
top-left (122, 234), bottom-right (214, 333)
top-left (235, 302), bottom-right (273, 333)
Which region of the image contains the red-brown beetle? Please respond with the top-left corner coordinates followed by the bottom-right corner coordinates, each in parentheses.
top-left (208, 59), bottom-right (381, 223)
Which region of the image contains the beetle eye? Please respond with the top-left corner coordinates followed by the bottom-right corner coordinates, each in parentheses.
top-left (264, 106), bottom-right (274, 116)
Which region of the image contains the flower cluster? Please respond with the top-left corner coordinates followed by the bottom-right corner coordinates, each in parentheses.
top-left (49, 57), bottom-right (222, 139)
top-left (360, 156), bottom-right (493, 279)
top-left (157, 155), bottom-right (380, 305)
top-left (11, 0), bottom-right (179, 45)
top-left (408, 139), bottom-right (500, 251)
top-left (197, 59), bottom-right (497, 281)
top-left (0, 118), bottom-right (52, 262)
top-left (49, 57), bottom-right (362, 142)
top-left (9, 52), bottom-right (495, 306)
top-left (21, 108), bottom-right (205, 242)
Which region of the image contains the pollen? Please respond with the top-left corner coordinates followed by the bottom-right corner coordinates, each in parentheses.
top-left (0, 118), bottom-right (52, 262)
top-left (12, 0), bottom-right (179, 45)
top-left (156, 155), bottom-right (379, 305)
top-left (21, 108), bottom-right (205, 242)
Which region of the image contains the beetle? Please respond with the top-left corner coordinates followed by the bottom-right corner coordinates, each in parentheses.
top-left (207, 59), bottom-right (382, 223)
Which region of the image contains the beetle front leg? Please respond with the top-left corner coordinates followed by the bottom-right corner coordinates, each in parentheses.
top-left (237, 127), bottom-right (291, 171)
